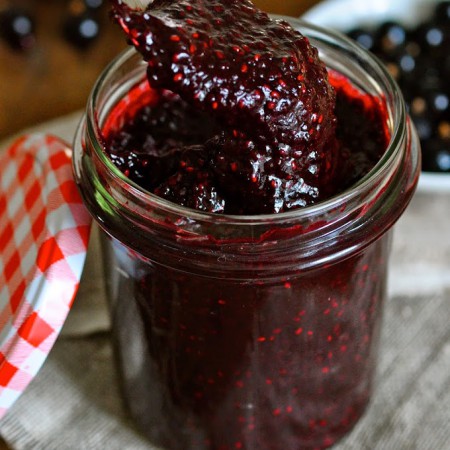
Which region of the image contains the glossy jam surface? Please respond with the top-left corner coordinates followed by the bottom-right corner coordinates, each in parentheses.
top-left (103, 73), bottom-right (389, 214)
top-left (110, 0), bottom-right (343, 213)
top-left (107, 0), bottom-right (389, 214)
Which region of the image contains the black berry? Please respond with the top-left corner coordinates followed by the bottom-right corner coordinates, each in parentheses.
top-left (85, 0), bottom-right (104, 10)
top-left (347, 28), bottom-right (375, 52)
top-left (433, 1), bottom-right (450, 24)
top-left (374, 21), bottom-right (408, 58)
top-left (63, 11), bottom-right (101, 49)
top-left (0, 7), bottom-right (35, 51)
top-left (422, 138), bottom-right (450, 172)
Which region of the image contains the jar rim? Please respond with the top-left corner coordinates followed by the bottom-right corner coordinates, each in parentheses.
top-left (85, 17), bottom-right (407, 226)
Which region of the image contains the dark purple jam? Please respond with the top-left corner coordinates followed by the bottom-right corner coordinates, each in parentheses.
top-left (103, 75), bottom-right (388, 214)
top-left (109, 232), bottom-right (389, 450)
top-left (109, 0), bottom-right (345, 214)
top-left (103, 1), bottom-right (392, 449)
top-left (107, 0), bottom-right (388, 214)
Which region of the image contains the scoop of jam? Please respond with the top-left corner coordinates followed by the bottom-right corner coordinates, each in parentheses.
top-left (110, 0), bottom-right (339, 214)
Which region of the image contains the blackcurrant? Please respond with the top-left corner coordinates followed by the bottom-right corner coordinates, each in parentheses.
top-left (426, 90), bottom-right (450, 117)
top-left (411, 115), bottom-right (434, 142)
top-left (409, 61), bottom-right (442, 94)
top-left (414, 23), bottom-right (448, 56)
top-left (84, 0), bottom-right (104, 11)
top-left (422, 138), bottom-right (450, 172)
top-left (62, 12), bottom-right (101, 49)
top-left (433, 1), bottom-right (450, 24)
top-left (347, 28), bottom-right (376, 52)
top-left (0, 7), bottom-right (35, 51)
top-left (374, 21), bottom-right (408, 58)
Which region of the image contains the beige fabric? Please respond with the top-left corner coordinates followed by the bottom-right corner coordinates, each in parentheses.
top-left (0, 114), bottom-right (449, 449)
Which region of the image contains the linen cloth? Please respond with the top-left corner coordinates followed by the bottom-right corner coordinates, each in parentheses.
top-left (0, 113), bottom-right (449, 450)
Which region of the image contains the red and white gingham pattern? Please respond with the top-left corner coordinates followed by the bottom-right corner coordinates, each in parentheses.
top-left (0, 133), bottom-right (92, 418)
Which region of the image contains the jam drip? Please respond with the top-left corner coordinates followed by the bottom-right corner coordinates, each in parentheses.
top-left (110, 0), bottom-right (338, 213)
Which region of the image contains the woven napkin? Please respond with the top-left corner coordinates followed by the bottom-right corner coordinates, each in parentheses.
top-left (0, 113), bottom-right (449, 449)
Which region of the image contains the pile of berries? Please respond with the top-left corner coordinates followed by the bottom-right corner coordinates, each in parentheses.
top-left (347, 1), bottom-right (450, 172)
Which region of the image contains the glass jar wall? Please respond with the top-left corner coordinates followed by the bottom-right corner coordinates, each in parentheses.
top-left (73, 19), bottom-right (420, 450)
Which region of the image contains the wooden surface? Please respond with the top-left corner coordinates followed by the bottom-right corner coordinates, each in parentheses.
top-left (0, 0), bottom-right (126, 140)
top-left (0, 1), bottom-right (319, 448)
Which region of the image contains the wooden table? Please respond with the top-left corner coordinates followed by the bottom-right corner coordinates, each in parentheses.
top-left (0, 1), bottom-right (320, 448)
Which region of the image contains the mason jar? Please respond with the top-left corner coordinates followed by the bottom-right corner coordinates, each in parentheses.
top-left (72, 18), bottom-right (421, 450)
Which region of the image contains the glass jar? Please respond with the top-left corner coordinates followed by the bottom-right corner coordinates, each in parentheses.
top-left (73, 18), bottom-right (420, 450)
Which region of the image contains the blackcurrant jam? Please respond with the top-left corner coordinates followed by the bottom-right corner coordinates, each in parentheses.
top-left (73, 18), bottom-right (420, 450)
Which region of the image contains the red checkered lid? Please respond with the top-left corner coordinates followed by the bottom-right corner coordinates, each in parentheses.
top-left (0, 133), bottom-right (92, 417)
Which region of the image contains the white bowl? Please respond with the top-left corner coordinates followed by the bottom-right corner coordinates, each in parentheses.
top-left (302, 0), bottom-right (450, 193)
